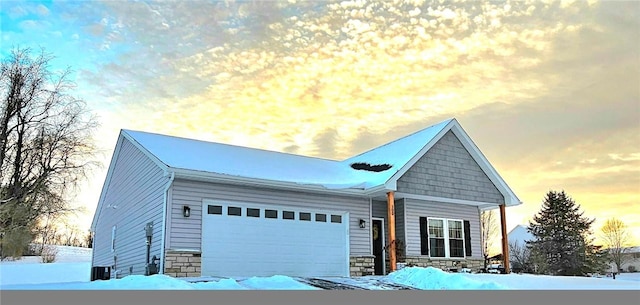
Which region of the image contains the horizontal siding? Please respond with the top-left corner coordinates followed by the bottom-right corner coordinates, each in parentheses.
top-left (168, 179), bottom-right (371, 255)
top-left (404, 198), bottom-right (482, 259)
top-left (92, 137), bottom-right (168, 278)
top-left (371, 199), bottom-right (405, 249)
top-left (397, 130), bottom-right (504, 204)
top-left (396, 199), bottom-right (406, 248)
top-left (372, 200), bottom-right (387, 220)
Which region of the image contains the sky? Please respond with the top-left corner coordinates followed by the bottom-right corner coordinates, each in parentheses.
top-left (1, 0), bottom-right (639, 249)
top-left (1, 246), bottom-right (639, 289)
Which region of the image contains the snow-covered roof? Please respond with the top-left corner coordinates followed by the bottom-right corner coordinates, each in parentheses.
top-left (122, 119), bottom-right (453, 192)
top-left (116, 118), bottom-right (520, 206)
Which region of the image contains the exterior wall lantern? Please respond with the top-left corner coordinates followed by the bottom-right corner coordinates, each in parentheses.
top-left (359, 219), bottom-right (366, 229)
top-left (183, 205), bottom-right (191, 217)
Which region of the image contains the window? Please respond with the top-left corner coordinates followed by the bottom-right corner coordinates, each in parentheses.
top-left (426, 218), bottom-right (465, 258)
top-left (315, 213), bottom-right (326, 222)
top-left (111, 226), bottom-right (116, 252)
top-left (228, 206), bottom-right (241, 216)
top-left (299, 212), bottom-right (311, 221)
top-left (208, 205), bottom-right (222, 215)
top-left (247, 208), bottom-right (260, 217)
top-left (448, 220), bottom-right (464, 258)
top-left (429, 219), bottom-right (445, 257)
top-left (283, 211), bottom-right (295, 220)
top-left (331, 215), bottom-right (342, 223)
top-left (265, 209), bottom-right (278, 219)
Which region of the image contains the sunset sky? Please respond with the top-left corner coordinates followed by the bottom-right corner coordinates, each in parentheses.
top-left (2, 0), bottom-right (638, 249)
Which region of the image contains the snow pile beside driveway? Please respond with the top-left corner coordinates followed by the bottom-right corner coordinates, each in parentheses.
top-left (385, 267), bottom-right (507, 290)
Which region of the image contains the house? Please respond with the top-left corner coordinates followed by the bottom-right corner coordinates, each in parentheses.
top-left (488, 225), bottom-right (535, 273)
top-left (90, 118), bottom-right (522, 279)
top-left (508, 225), bottom-right (534, 248)
top-left (608, 246), bottom-right (640, 273)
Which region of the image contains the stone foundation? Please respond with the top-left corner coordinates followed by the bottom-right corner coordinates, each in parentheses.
top-left (162, 252), bottom-right (381, 277)
top-left (397, 256), bottom-right (484, 273)
top-left (164, 250), bottom-right (202, 277)
top-left (350, 256), bottom-right (375, 277)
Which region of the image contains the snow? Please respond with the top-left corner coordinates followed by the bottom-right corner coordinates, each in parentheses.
top-left (123, 119), bottom-right (452, 191)
top-left (2, 246), bottom-right (639, 290)
top-left (386, 267), bottom-right (506, 290)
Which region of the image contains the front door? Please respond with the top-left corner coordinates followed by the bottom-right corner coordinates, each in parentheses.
top-left (372, 219), bottom-right (384, 275)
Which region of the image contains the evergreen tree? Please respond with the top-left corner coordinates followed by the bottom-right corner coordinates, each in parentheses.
top-left (526, 190), bottom-right (601, 276)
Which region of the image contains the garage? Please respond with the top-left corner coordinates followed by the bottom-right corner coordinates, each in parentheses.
top-left (201, 200), bottom-right (350, 277)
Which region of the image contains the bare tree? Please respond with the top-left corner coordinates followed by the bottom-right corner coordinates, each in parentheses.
top-left (481, 210), bottom-right (499, 270)
top-left (601, 218), bottom-right (632, 273)
top-left (509, 241), bottom-right (532, 273)
top-left (0, 47), bottom-right (98, 259)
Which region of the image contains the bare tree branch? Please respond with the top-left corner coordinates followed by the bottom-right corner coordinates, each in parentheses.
top-left (0, 46), bottom-right (99, 260)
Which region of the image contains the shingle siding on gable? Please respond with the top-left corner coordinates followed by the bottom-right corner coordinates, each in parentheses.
top-left (397, 130), bottom-right (504, 204)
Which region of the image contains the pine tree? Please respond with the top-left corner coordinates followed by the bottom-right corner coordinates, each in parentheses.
top-left (526, 190), bottom-right (600, 276)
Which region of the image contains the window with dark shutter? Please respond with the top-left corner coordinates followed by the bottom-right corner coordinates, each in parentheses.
top-left (464, 220), bottom-right (472, 256)
top-left (419, 217), bottom-right (429, 255)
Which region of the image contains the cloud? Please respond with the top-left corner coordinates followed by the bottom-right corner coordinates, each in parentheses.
top-left (44, 0), bottom-right (639, 239)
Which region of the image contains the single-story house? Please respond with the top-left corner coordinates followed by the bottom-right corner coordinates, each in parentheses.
top-left (90, 118), bottom-right (522, 279)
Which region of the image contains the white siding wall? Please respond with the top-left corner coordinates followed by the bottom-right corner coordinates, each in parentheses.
top-left (168, 179), bottom-right (371, 255)
top-left (403, 198), bottom-right (482, 259)
top-left (91, 137), bottom-right (169, 278)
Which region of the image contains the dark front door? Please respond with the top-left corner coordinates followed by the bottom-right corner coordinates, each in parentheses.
top-left (372, 219), bottom-right (384, 275)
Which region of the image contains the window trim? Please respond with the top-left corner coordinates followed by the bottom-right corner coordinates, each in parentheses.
top-left (426, 217), bottom-right (465, 259)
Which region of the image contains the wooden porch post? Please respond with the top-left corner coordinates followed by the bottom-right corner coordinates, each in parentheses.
top-left (499, 204), bottom-right (511, 274)
top-left (387, 191), bottom-right (397, 272)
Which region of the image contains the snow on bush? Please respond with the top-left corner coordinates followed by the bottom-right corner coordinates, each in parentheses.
top-left (386, 267), bottom-right (507, 290)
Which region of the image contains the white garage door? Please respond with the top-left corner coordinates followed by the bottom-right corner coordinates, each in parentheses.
top-left (201, 200), bottom-right (349, 277)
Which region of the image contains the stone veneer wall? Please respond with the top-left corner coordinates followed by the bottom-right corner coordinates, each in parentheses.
top-left (164, 250), bottom-right (202, 277)
top-left (396, 257), bottom-right (484, 273)
top-left (350, 256), bottom-right (375, 277)
top-left (163, 252), bottom-right (377, 277)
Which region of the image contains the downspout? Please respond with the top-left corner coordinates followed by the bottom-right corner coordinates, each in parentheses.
top-left (387, 191), bottom-right (397, 272)
top-left (499, 204), bottom-right (511, 274)
top-left (159, 171), bottom-right (175, 274)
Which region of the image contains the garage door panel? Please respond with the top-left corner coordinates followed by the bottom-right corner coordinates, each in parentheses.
top-left (201, 201), bottom-right (349, 277)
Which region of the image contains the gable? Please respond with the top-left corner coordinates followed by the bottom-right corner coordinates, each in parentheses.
top-left (396, 130), bottom-right (504, 204)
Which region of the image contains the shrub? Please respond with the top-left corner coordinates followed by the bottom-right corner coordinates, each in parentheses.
top-left (0, 227), bottom-right (33, 260)
top-left (40, 245), bottom-right (58, 263)
top-left (628, 265), bottom-right (637, 273)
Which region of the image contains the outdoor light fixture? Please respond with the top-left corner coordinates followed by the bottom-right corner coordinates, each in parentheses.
top-left (359, 219), bottom-right (366, 229)
top-left (183, 205), bottom-right (191, 217)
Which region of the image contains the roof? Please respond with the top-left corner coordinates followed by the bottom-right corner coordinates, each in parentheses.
top-left (508, 225), bottom-right (534, 246)
top-left (122, 119), bottom-right (453, 192)
top-left (120, 118), bottom-right (520, 205)
top-left (92, 118), bottom-right (523, 230)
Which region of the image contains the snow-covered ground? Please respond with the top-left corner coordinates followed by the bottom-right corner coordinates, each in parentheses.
top-left (1, 246), bottom-right (639, 290)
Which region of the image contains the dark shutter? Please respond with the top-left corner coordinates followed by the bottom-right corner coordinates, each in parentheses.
top-left (420, 217), bottom-right (429, 255)
top-left (464, 220), bottom-right (472, 256)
